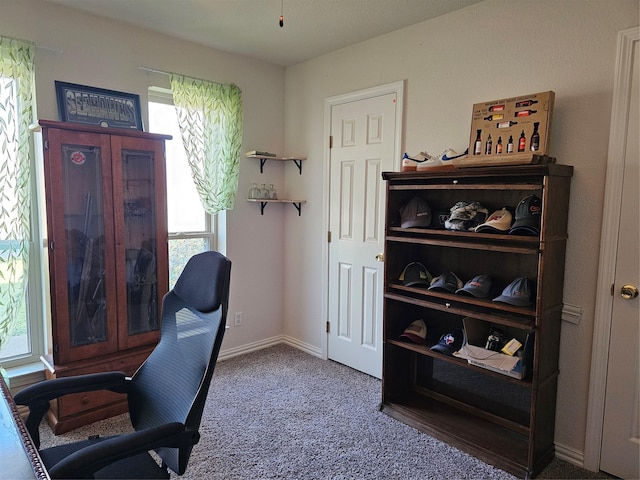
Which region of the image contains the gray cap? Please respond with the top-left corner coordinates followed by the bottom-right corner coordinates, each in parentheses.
top-left (492, 277), bottom-right (532, 306)
top-left (400, 196), bottom-right (432, 228)
top-left (456, 275), bottom-right (493, 298)
top-left (399, 262), bottom-right (432, 288)
top-left (428, 271), bottom-right (463, 293)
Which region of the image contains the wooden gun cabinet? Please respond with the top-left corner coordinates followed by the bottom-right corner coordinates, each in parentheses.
top-left (36, 120), bottom-right (170, 433)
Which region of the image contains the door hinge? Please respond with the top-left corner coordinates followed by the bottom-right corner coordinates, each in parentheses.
top-left (326, 321), bottom-right (330, 333)
top-left (328, 231), bottom-right (332, 243)
top-left (44, 139), bottom-right (49, 150)
top-left (329, 135), bottom-right (333, 149)
top-left (611, 283), bottom-right (615, 296)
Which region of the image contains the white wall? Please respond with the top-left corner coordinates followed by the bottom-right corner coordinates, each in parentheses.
top-left (283, 0), bottom-right (639, 461)
top-left (0, 0), bottom-right (288, 352)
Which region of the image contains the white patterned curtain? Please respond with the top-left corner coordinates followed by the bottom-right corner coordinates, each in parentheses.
top-left (0, 36), bottom-right (35, 352)
top-left (169, 74), bottom-right (243, 214)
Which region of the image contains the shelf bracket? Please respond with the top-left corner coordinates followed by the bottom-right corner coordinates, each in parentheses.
top-left (254, 156), bottom-right (302, 174)
top-left (253, 201), bottom-right (303, 215)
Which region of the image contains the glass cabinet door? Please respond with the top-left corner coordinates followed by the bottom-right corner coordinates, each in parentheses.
top-left (122, 149), bottom-right (159, 335)
top-left (114, 136), bottom-right (168, 350)
top-left (45, 130), bottom-right (119, 364)
top-left (62, 144), bottom-right (108, 346)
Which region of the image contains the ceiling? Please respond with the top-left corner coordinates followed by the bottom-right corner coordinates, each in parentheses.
top-left (43, 0), bottom-right (484, 67)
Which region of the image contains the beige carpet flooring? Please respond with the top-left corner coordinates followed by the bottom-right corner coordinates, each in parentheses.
top-left (39, 344), bottom-right (616, 479)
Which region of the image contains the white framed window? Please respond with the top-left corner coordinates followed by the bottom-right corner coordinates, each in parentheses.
top-left (0, 248), bottom-right (45, 370)
top-left (0, 82), bottom-right (45, 372)
top-left (148, 88), bottom-right (215, 287)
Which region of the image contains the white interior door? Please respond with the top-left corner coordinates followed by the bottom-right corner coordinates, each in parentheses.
top-left (599, 33), bottom-right (640, 479)
top-left (327, 87), bottom-right (401, 379)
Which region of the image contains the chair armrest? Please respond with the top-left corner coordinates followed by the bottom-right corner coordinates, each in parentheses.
top-left (14, 371), bottom-right (129, 405)
top-left (48, 422), bottom-right (195, 479)
top-left (13, 372), bottom-right (129, 448)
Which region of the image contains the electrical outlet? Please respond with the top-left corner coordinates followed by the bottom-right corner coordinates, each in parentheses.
top-left (234, 312), bottom-right (243, 326)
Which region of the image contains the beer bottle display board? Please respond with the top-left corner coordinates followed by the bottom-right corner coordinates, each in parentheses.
top-left (456, 91), bottom-right (555, 167)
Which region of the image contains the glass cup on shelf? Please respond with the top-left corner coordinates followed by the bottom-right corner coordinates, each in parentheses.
top-left (268, 184), bottom-right (278, 199)
top-left (260, 183), bottom-right (270, 199)
top-left (248, 182), bottom-right (260, 199)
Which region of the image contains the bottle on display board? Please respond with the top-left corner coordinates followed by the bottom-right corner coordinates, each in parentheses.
top-left (518, 130), bottom-right (526, 152)
top-left (530, 122), bottom-right (540, 151)
top-left (507, 135), bottom-right (514, 153)
top-left (515, 99), bottom-right (538, 108)
top-left (485, 134), bottom-right (492, 155)
top-left (474, 129), bottom-right (482, 155)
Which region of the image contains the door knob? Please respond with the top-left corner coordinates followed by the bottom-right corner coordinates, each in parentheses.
top-left (621, 284), bottom-right (639, 300)
top-left (375, 253), bottom-right (384, 262)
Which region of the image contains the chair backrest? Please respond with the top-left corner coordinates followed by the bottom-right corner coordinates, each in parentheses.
top-left (127, 251), bottom-right (231, 475)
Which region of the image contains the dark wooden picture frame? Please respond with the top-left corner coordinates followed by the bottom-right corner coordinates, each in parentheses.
top-left (55, 81), bottom-right (143, 130)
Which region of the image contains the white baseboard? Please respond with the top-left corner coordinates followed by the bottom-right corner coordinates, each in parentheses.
top-left (217, 335), bottom-right (284, 361)
top-left (561, 302), bottom-right (583, 325)
top-left (217, 335), bottom-right (322, 362)
top-left (280, 335), bottom-right (322, 358)
top-left (554, 442), bottom-right (586, 469)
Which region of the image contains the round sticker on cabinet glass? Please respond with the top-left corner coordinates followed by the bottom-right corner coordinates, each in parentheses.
top-left (71, 151), bottom-right (86, 165)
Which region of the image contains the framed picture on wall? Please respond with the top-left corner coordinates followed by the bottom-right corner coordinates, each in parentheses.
top-left (55, 81), bottom-right (143, 130)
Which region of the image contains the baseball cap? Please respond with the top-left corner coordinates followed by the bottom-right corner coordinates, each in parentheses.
top-left (456, 274), bottom-right (493, 298)
top-left (492, 277), bottom-right (533, 306)
top-left (400, 196), bottom-right (432, 228)
top-left (509, 195), bottom-right (542, 236)
top-left (428, 271), bottom-right (464, 293)
top-left (399, 319), bottom-right (427, 344)
top-left (399, 262), bottom-right (432, 288)
top-left (430, 329), bottom-right (465, 356)
top-left (475, 208), bottom-right (513, 234)
top-left (444, 201), bottom-right (488, 231)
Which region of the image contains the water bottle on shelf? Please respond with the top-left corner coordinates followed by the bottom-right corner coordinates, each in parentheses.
top-left (269, 184), bottom-right (278, 199)
top-left (260, 183), bottom-right (270, 199)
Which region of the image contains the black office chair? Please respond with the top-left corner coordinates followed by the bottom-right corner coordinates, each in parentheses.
top-left (15, 251), bottom-right (231, 479)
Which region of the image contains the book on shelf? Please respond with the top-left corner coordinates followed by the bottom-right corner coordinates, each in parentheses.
top-left (245, 150), bottom-right (276, 157)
